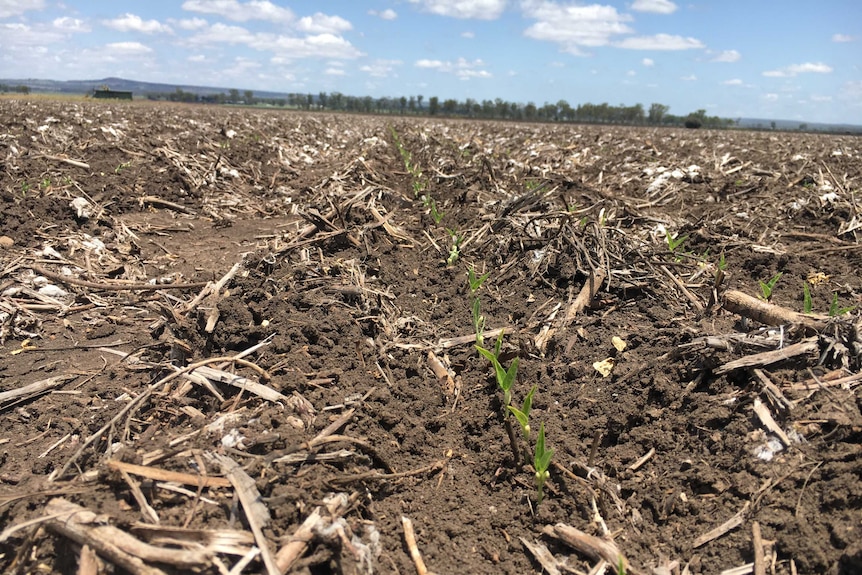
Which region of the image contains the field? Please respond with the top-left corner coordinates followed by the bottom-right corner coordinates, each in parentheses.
top-left (1, 99), bottom-right (860, 575)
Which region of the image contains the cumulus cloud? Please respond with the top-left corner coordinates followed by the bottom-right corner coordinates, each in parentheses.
top-left (325, 67), bottom-right (347, 76)
top-left (461, 31), bottom-right (475, 38)
top-left (103, 13), bottom-right (173, 34)
top-left (832, 33), bottom-right (854, 43)
top-left (722, 78), bottom-right (743, 85)
top-left (763, 62), bottom-right (833, 77)
top-left (415, 57), bottom-right (491, 79)
top-left (763, 93), bottom-right (779, 101)
top-left (187, 23), bottom-right (363, 59)
top-left (616, 33), bottom-right (704, 50)
top-left (0, 0), bottom-right (45, 18)
top-left (182, 0), bottom-right (294, 23)
top-left (173, 17), bottom-right (209, 30)
top-left (52, 17), bottom-right (89, 33)
top-left (368, 8), bottom-right (398, 20)
top-left (631, 0), bottom-right (678, 14)
top-left (106, 41), bottom-right (153, 55)
top-left (522, 1), bottom-right (633, 54)
top-left (681, 74), bottom-right (697, 81)
top-left (408, 0), bottom-right (507, 20)
top-left (296, 13), bottom-right (352, 34)
top-left (711, 49), bottom-right (740, 62)
top-left (642, 58), bottom-right (654, 66)
top-left (359, 59), bottom-right (402, 77)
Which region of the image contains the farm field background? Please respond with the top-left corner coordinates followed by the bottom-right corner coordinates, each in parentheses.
top-left (1, 99), bottom-right (860, 574)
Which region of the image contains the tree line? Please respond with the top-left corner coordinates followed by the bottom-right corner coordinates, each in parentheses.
top-left (145, 88), bottom-right (731, 128)
top-left (0, 84), bottom-right (31, 94)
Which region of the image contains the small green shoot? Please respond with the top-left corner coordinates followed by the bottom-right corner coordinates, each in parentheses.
top-left (616, 555), bottom-right (627, 575)
top-left (759, 272), bottom-right (782, 301)
top-left (476, 333), bottom-right (518, 407)
top-left (717, 253), bottom-right (727, 272)
top-left (471, 297), bottom-right (485, 346)
top-left (828, 293), bottom-right (854, 317)
top-left (428, 197), bottom-right (444, 224)
top-left (115, 161), bottom-right (132, 173)
top-left (507, 385), bottom-right (536, 439)
top-left (533, 422), bottom-right (553, 505)
top-left (665, 229), bottom-right (687, 253)
top-left (446, 229), bottom-right (462, 266)
top-left (803, 282), bottom-right (813, 314)
top-left (467, 266), bottom-right (490, 294)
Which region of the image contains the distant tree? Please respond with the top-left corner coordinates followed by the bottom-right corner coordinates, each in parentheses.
top-left (524, 102), bottom-right (537, 120)
top-left (798, 123), bottom-right (808, 131)
top-left (408, 95), bottom-right (416, 113)
top-left (648, 103), bottom-right (669, 124)
top-left (428, 96), bottom-right (439, 115)
top-left (442, 98), bottom-right (457, 115)
top-left (318, 91), bottom-right (328, 109)
top-left (557, 99), bottom-right (572, 121)
top-left (770, 121), bottom-right (776, 130)
top-left (306, 94), bottom-right (313, 109)
top-left (400, 96), bottom-right (407, 115)
top-left (417, 94), bottom-right (424, 110)
top-left (229, 88), bottom-right (240, 103)
top-left (244, 90), bottom-right (254, 104)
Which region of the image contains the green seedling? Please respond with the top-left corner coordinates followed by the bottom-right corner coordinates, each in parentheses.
top-left (759, 272), bottom-right (782, 301)
top-left (446, 229), bottom-right (462, 266)
top-left (476, 333), bottom-right (518, 407)
top-left (467, 266), bottom-right (490, 294)
top-left (21, 182), bottom-right (30, 196)
top-left (40, 177), bottom-right (52, 190)
top-left (507, 385), bottom-right (536, 440)
top-left (717, 252), bottom-right (727, 272)
top-left (665, 229), bottom-right (687, 253)
top-left (616, 556), bottom-right (627, 575)
top-left (828, 293), bottom-right (854, 317)
top-left (428, 197), bottom-right (444, 224)
top-left (471, 297), bottom-right (485, 346)
top-left (533, 422), bottom-right (553, 505)
top-left (115, 161), bottom-right (131, 173)
top-left (803, 282), bottom-right (813, 314)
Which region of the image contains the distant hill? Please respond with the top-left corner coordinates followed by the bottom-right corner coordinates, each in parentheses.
top-left (0, 76), bottom-right (292, 100)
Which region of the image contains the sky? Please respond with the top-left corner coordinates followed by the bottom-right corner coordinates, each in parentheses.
top-left (1, 0), bottom-right (860, 124)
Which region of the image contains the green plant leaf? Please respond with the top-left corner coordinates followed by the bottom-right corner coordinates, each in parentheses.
top-left (828, 292), bottom-right (854, 316)
top-left (759, 272), bottom-right (782, 300)
top-left (803, 282), bottom-right (813, 314)
top-left (507, 405), bottom-right (529, 433)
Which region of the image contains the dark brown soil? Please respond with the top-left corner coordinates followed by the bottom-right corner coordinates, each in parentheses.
top-left (1, 98), bottom-right (860, 575)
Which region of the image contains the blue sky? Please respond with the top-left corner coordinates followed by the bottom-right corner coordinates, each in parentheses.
top-left (1, 1), bottom-right (860, 123)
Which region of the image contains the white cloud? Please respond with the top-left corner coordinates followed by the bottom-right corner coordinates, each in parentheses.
top-left (763, 93), bottom-right (779, 101)
top-left (296, 13), bottom-right (352, 34)
top-left (461, 31), bottom-right (475, 38)
top-left (174, 17), bottom-right (209, 30)
top-left (325, 67), bottom-right (346, 76)
top-left (408, 0), bottom-right (507, 20)
top-left (182, 0), bottom-right (294, 23)
top-left (642, 57), bottom-right (654, 66)
top-left (106, 41), bottom-right (153, 55)
top-left (763, 62), bottom-right (832, 78)
top-left (832, 33), bottom-right (854, 43)
top-left (810, 95), bottom-right (832, 102)
top-left (359, 59), bottom-right (402, 78)
top-left (616, 33), bottom-right (704, 50)
top-left (52, 17), bottom-right (89, 33)
top-left (188, 54), bottom-right (206, 62)
top-left (103, 13), bottom-right (173, 34)
top-left (522, 1), bottom-right (633, 54)
top-left (711, 49), bottom-right (740, 62)
top-left (368, 8), bottom-right (398, 20)
top-left (415, 57), bottom-right (491, 79)
top-left (188, 24), bottom-right (362, 59)
top-left (681, 74), bottom-right (697, 81)
top-left (631, 0), bottom-right (677, 14)
top-left (722, 78), bottom-right (743, 85)
top-left (0, 0), bottom-right (44, 18)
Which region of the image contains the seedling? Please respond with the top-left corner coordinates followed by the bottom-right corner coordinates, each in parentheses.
top-left (828, 293), bottom-right (854, 316)
top-left (507, 385), bottom-right (536, 440)
top-left (476, 332), bottom-right (518, 407)
top-left (115, 161), bottom-right (132, 173)
top-left (533, 422), bottom-right (553, 505)
top-left (471, 298), bottom-right (485, 346)
top-left (467, 266), bottom-right (490, 294)
top-left (428, 197), bottom-right (444, 224)
top-left (758, 272), bottom-right (782, 301)
top-left (665, 229), bottom-right (687, 253)
top-left (803, 282), bottom-right (813, 314)
top-left (446, 228), bottom-right (462, 266)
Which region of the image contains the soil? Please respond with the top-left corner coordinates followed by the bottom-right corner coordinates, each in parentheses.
top-left (1, 98), bottom-right (860, 575)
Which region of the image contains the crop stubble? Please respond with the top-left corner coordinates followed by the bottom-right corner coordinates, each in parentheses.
top-left (0, 99), bottom-right (860, 574)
